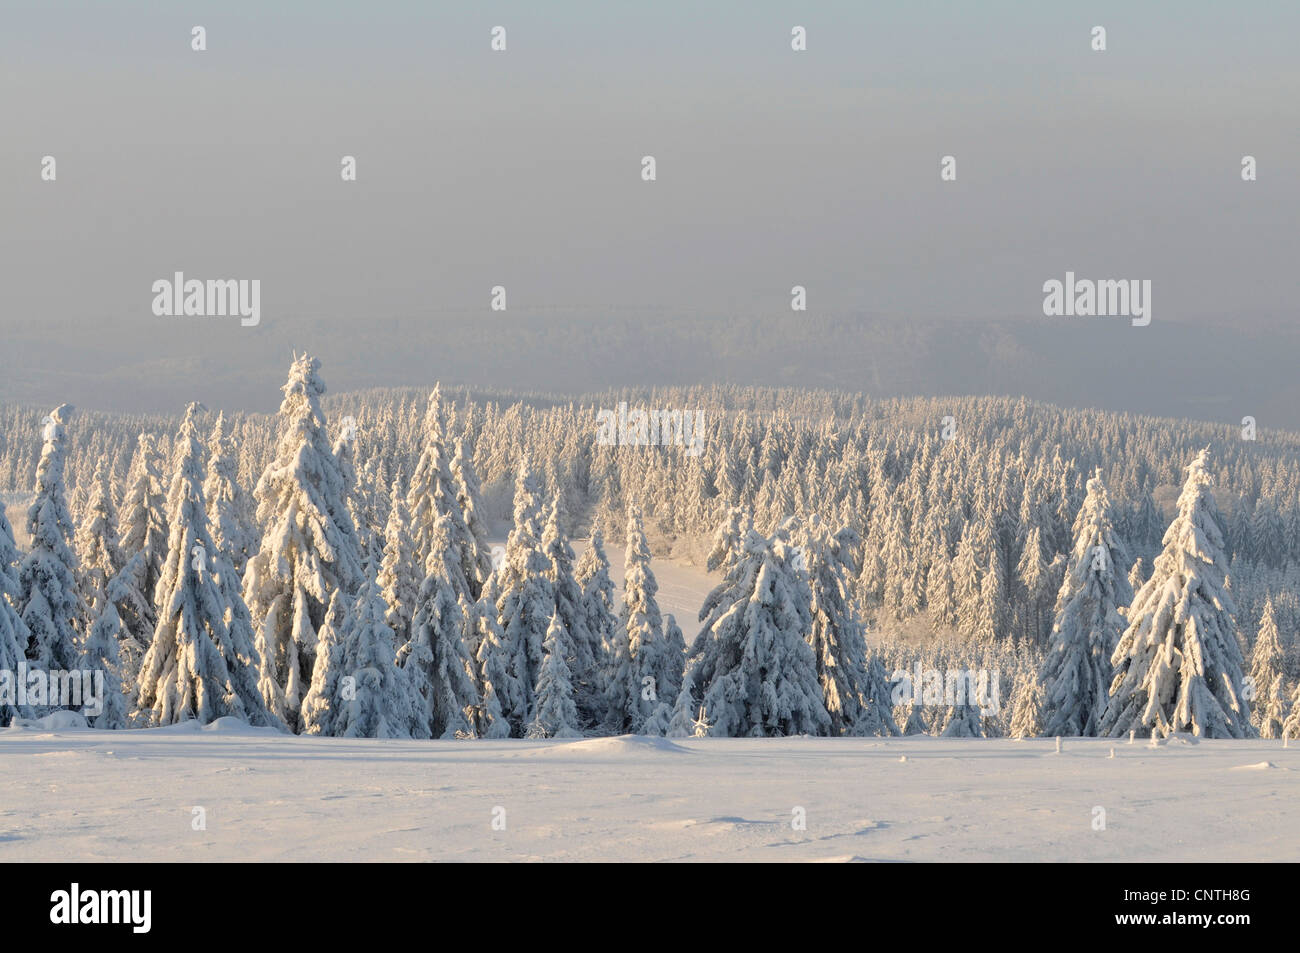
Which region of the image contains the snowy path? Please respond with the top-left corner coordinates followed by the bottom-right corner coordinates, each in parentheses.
top-left (3, 725), bottom-right (1297, 862)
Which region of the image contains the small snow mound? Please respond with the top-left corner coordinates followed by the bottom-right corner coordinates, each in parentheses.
top-left (812, 855), bottom-right (874, 863)
top-left (1231, 761), bottom-right (1279, 771)
top-left (1145, 732), bottom-right (1200, 747)
top-left (152, 719), bottom-right (204, 733)
top-left (201, 716), bottom-right (275, 734)
top-left (541, 735), bottom-right (691, 755)
top-left (11, 710), bottom-right (89, 731)
top-left (150, 716), bottom-right (280, 735)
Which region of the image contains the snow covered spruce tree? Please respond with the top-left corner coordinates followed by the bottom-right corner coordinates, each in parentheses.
top-left (1258, 673), bottom-right (1291, 742)
top-left (574, 518), bottom-right (617, 698)
top-left (1008, 671), bottom-right (1043, 740)
top-left (1015, 525), bottom-right (1053, 644)
top-left (527, 610), bottom-right (582, 738)
top-left (399, 514), bottom-right (479, 738)
top-left (406, 384), bottom-right (476, 601)
top-left (73, 456), bottom-right (131, 727)
top-left (299, 591), bottom-right (345, 736)
top-left (471, 575), bottom-right (519, 739)
top-left (1282, 682), bottom-right (1300, 743)
top-left (1100, 449), bottom-right (1253, 738)
top-left (377, 478), bottom-right (419, 648)
top-left (1038, 470), bottom-right (1133, 737)
top-left (1249, 600), bottom-right (1289, 739)
top-left (706, 506), bottom-right (751, 575)
top-left (136, 404), bottom-right (276, 727)
top-left (332, 420), bottom-right (372, 564)
top-left (662, 614), bottom-right (687, 698)
top-left (665, 667), bottom-right (700, 738)
top-left (939, 693), bottom-right (985, 737)
top-left (242, 355), bottom-right (364, 731)
top-left (680, 517), bottom-right (830, 737)
top-left (494, 458), bottom-right (555, 733)
top-left (75, 455), bottom-right (123, 610)
top-left (605, 507), bottom-right (670, 733)
top-left (79, 599), bottom-right (129, 729)
top-left (541, 499), bottom-right (599, 723)
top-left (114, 432), bottom-right (168, 656)
top-left (451, 436), bottom-right (494, 599)
top-left (0, 506), bottom-right (31, 725)
top-left (333, 578), bottom-right (416, 739)
top-left (204, 412), bottom-right (255, 575)
top-left (17, 404), bottom-right (85, 674)
top-left (794, 515), bottom-right (897, 736)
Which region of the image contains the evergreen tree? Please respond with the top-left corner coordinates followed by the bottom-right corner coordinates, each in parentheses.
top-left (661, 614), bottom-right (687, 705)
top-left (528, 611), bottom-right (582, 738)
top-left (665, 668), bottom-right (700, 738)
top-left (299, 591), bottom-right (345, 736)
top-left (17, 404), bottom-right (85, 673)
top-left (204, 412), bottom-right (255, 575)
top-left (74, 457), bottom-right (132, 728)
top-left (1039, 470), bottom-right (1133, 737)
top-left (900, 701), bottom-right (929, 736)
top-left (1282, 681), bottom-right (1300, 742)
top-left (0, 505), bottom-right (31, 725)
top-left (640, 700), bottom-right (674, 737)
top-left (1250, 600), bottom-right (1287, 738)
top-left (406, 385), bottom-right (475, 600)
top-left (575, 519), bottom-right (618, 701)
top-left (401, 516), bottom-right (479, 738)
top-left (0, 503), bottom-right (20, 589)
top-left (471, 576), bottom-right (519, 739)
top-left (116, 432), bottom-right (168, 653)
top-left (75, 455), bottom-right (122, 610)
top-left (795, 515), bottom-right (898, 736)
top-left (681, 522), bottom-right (830, 737)
top-left (1258, 673), bottom-right (1290, 741)
top-left (606, 507), bottom-right (667, 732)
top-left (1015, 525), bottom-right (1051, 644)
top-left (118, 432), bottom-right (168, 589)
top-left (494, 459), bottom-right (554, 733)
top-left (135, 404), bottom-right (275, 727)
top-left (1101, 450), bottom-right (1253, 738)
top-left (1008, 671), bottom-right (1043, 740)
top-left (217, 542), bottom-right (283, 728)
top-left (377, 479), bottom-right (419, 647)
top-left (451, 436), bottom-right (494, 599)
top-left (706, 506), bottom-right (751, 574)
top-left (333, 579), bottom-right (415, 739)
top-left (1127, 557), bottom-right (1149, 594)
top-left (243, 355), bottom-right (364, 730)
top-left (79, 601), bottom-right (129, 729)
top-left (940, 695), bottom-right (985, 737)
top-left (541, 499), bottom-right (598, 722)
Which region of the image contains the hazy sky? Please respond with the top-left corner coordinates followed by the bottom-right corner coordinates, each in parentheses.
top-left (3, 1), bottom-right (1299, 409)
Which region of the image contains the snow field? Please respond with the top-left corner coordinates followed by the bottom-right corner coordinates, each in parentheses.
top-left (2, 726), bottom-right (1296, 862)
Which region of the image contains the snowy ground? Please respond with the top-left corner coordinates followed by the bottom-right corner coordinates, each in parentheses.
top-left (2, 723), bottom-right (1296, 862)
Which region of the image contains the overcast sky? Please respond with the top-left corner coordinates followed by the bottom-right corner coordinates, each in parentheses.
top-left (2, 1), bottom-right (1298, 411)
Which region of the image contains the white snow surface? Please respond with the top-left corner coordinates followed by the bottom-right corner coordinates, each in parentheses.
top-left (2, 727), bottom-right (1296, 862)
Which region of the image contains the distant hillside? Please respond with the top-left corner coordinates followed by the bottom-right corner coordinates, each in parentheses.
top-left (3, 312), bottom-right (1298, 429)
